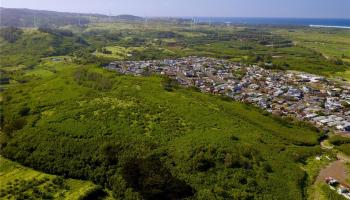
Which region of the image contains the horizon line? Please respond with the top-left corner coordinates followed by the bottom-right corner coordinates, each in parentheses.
top-left (1, 6), bottom-right (350, 20)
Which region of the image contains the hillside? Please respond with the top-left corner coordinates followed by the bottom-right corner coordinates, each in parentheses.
top-left (0, 7), bottom-right (143, 27)
top-left (0, 57), bottom-right (324, 199)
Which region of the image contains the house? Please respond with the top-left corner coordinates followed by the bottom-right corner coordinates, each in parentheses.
top-left (337, 122), bottom-right (350, 132)
top-left (286, 88), bottom-right (303, 100)
top-left (248, 84), bottom-right (260, 90)
top-left (108, 62), bottom-right (117, 68)
top-left (327, 88), bottom-right (342, 97)
top-left (325, 98), bottom-right (342, 111)
top-left (305, 113), bottom-right (318, 119)
top-left (273, 89), bottom-right (284, 97)
top-left (184, 70), bottom-right (195, 77)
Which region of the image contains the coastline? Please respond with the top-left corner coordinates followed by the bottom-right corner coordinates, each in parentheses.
top-left (310, 24), bottom-right (350, 29)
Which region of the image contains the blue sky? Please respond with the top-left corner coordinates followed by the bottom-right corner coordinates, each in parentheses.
top-left (1, 0), bottom-right (350, 18)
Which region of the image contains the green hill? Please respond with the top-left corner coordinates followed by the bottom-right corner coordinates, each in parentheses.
top-left (0, 59), bottom-right (323, 199)
top-left (0, 27), bottom-right (89, 68)
top-left (0, 7), bottom-right (143, 27)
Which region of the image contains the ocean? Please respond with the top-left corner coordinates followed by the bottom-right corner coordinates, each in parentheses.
top-left (192, 17), bottom-right (350, 28)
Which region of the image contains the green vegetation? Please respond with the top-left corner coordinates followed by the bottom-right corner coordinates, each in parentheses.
top-left (329, 135), bottom-right (350, 146)
top-left (1, 22), bottom-right (349, 77)
top-left (276, 28), bottom-right (350, 79)
top-left (1, 19), bottom-right (349, 199)
top-left (303, 154), bottom-right (334, 198)
top-left (276, 28), bottom-right (350, 61)
top-left (348, 163), bottom-right (350, 184)
top-left (329, 135), bottom-right (350, 156)
top-left (320, 184), bottom-right (347, 200)
top-left (0, 28), bottom-right (88, 67)
top-left (1, 58), bottom-right (324, 199)
top-left (0, 27), bottom-right (23, 43)
top-left (0, 157), bottom-right (103, 200)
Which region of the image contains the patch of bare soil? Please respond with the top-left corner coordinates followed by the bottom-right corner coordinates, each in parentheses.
top-left (317, 160), bottom-right (350, 188)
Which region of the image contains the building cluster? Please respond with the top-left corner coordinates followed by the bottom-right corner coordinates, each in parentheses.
top-left (106, 56), bottom-right (350, 133)
top-left (325, 177), bottom-right (350, 199)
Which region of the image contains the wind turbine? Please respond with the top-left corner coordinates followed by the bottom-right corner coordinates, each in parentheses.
top-left (191, 17), bottom-right (198, 29)
top-left (144, 16), bottom-right (148, 28)
top-left (78, 13), bottom-right (81, 26)
top-left (191, 17), bottom-right (194, 29)
top-left (33, 15), bottom-right (37, 28)
top-left (89, 15), bottom-right (93, 24)
top-left (108, 12), bottom-right (112, 22)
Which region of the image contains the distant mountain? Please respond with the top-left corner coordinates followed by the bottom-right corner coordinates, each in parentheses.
top-left (0, 7), bottom-right (143, 27)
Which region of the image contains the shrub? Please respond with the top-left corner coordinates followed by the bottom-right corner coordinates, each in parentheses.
top-left (3, 118), bottom-right (27, 133)
top-left (19, 107), bottom-right (31, 116)
top-left (161, 76), bottom-right (179, 92)
top-left (74, 68), bottom-right (113, 91)
top-left (329, 135), bottom-right (350, 146)
top-left (0, 27), bottom-right (23, 43)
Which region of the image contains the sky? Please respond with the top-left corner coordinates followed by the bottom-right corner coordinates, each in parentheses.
top-left (1, 0), bottom-right (350, 18)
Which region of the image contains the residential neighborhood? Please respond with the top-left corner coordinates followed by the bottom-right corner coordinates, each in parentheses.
top-left (106, 57), bottom-right (350, 134)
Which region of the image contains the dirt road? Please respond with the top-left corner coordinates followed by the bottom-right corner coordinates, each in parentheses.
top-left (317, 159), bottom-right (350, 188)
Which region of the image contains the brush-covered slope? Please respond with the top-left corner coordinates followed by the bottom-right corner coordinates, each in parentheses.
top-left (0, 59), bottom-right (323, 199)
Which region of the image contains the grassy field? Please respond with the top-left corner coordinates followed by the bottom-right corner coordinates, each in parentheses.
top-left (0, 157), bottom-right (101, 200)
top-left (275, 28), bottom-right (350, 80)
top-left (276, 28), bottom-right (350, 60)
